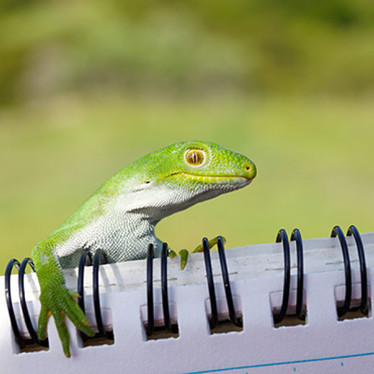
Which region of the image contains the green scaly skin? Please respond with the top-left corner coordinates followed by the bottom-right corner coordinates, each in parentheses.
top-left (32, 141), bottom-right (256, 357)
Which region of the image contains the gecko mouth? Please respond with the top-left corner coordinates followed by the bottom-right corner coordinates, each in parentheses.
top-left (178, 172), bottom-right (253, 184)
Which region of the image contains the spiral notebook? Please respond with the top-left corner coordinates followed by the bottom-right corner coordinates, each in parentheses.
top-left (1, 227), bottom-right (374, 374)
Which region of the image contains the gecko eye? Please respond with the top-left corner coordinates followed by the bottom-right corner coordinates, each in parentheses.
top-left (185, 149), bottom-right (205, 167)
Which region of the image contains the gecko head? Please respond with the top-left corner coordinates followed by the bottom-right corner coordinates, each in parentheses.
top-left (164, 140), bottom-right (256, 189)
top-left (122, 141), bottom-right (256, 218)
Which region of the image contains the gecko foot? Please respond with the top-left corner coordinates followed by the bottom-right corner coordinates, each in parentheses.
top-left (169, 236), bottom-right (226, 270)
top-left (38, 283), bottom-right (95, 357)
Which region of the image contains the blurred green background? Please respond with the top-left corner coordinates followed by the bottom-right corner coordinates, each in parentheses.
top-left (1, 1), bottom-right (374, 270)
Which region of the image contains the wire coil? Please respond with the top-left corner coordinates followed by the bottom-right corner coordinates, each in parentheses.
top-left (5, 258), bottom-right (48, 350)
top-left (77, 249), bottom-right (114, 341)
top-left (273, 228), bottom-right (305, 324)
top-left (202, 236), bottom-right (242, 329)
top-left (146, 242), bottom-right (177, 336)
top-left (347, 225), bottom-right (368, 315)
top-left (273, 229), bottom-right (291, 324)
top-left (291, 228), bottom-right (305, 320)
top-left (331, 225), bottom-right (368, 318)
top-left (331, 225), bottom-right (352, 317)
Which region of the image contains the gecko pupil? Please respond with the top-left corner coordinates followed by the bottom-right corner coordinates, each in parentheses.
top-left (185, 149), bottom-right (205, 166)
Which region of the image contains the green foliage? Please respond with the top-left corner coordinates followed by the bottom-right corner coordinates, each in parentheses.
top-left (1, 0), bottom-right (374, 104)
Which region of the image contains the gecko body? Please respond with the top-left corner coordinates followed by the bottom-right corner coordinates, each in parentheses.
top-left (32, 141), bottom-right (257, 356)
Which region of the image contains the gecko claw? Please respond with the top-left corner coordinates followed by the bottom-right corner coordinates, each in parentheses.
top-left (179, 249), bottom-right (189, 270)
top-left (168, 249), bottom-right (177, 259)
top-left (192, 236), bottom-right (226, 253)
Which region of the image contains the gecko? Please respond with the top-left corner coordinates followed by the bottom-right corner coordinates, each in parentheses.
top-left (32, 140), bottom-right (257, 356)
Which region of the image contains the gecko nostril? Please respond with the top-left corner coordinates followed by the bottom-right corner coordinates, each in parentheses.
top-left (245, 166), bottom-right (251, 171)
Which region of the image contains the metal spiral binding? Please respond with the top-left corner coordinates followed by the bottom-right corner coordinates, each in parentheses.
top-left (202, 236), bottom-right (242, 329)
top-left (331, 225), bottom-right (368, 318)
top-left (4, 226), bottom-right (369, 349)
top-left (4, 257), bottom-right (48, 350)
top-left (291, 228), bottom-right (305, 320)
top-left (331, 225), bottom-right (352, 317)
top-left (202, 238), bottom-right (218, 329)
top-left (146, 242), bottom-right (177, 337)
top-left (161, 242), bottom-right (172, 331)
top-left (272, 225), bottom-right (368, 322)
top-left (146, 244), bottom-right (154, 336)
top-left (77, 249), bottom-right (114, 341)
top-left (347, 225), bottom-right (368, 315)
top-left (273, 228), bottom-right (306, 324)
top-left (77, 251), bottom-right (92, 341)
top-left (273, 229), bottom-right (291, 324)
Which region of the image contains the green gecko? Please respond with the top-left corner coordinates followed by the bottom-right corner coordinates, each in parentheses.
top-left (32, 141), bottom-right (256, 357)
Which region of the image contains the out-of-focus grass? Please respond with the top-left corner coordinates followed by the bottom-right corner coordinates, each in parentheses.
top-left (1, 92), bottom-right (373, 270)
top-left (2, 1), bottom-right (374, 103)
